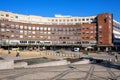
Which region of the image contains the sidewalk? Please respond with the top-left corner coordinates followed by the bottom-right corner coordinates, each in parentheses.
top-left (0, 50), bottom-right (63, 60)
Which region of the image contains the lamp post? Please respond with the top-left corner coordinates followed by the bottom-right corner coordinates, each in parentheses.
top-left (7, 36), bottom-right (10, 54)
top-left (0, 35), bottom-right (1, 49)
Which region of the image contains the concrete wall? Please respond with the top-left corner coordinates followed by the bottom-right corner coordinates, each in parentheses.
top-left (0, 60), bottom-right (14, 70)
top-left (14, 62), bottom-right (28, 68)
top-left (26, 60), bottom-right (70, 68)
top-left (72, 59), bottom-right (90, 65)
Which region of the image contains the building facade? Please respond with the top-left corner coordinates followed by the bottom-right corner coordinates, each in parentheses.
top-left (0, 11), bottom-right (120, 51)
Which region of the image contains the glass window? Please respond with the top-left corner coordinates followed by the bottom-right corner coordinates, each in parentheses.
top-left (16, 16), bottom-right (18, 18)
top-left (40, 36), bottom-right (43, 38)
top-left (24, 31), bottom-right (27, 35)
top-left (32, 27), bottom-right (35, 30)
top-left (44, 32), bottom-right (47, 34)
top-left (28, 26), bottom-right (31, 30)
top-left (36, 27), bottom-right (39, 30)
top-left (36, 31), bottom-right (39, 34)
top-left (44, 27), bottom-right (47, 30)
top-left (32, 31), bottom-right (35, 34)
top-left (20, 25), bottom-right (23, 29)
top-left (16, 25), bottom-right (19, 29)
top-left (11, 35), bottom-right (14, 37)
top-left (40, 31), bottom-right (43, 34)
top-left (16, 30), bottom-right (19, 34)
top-left (6, 14), bottom-right (9, 17)
top-left (11, 24), bottom-right (14, 28)
top-left (20, 30), bottom-right (23, 33)
top-left (48, 27), bottom-right (51, 31)
top-left (1, 23), bottom-right (5, 26)
top-left (52, 27), bottom-right (54, 31)
top-left (28, 31), bottom-right (31, 34)
top-left (48, 32), bottom-right (51, 34)
top-left (20, 35), bottom-right (23, 38)
top-left (1, 29), bottom-right (5, 32)
top-left (40, 27), bottom-right (43, 30)
top-left (1, 14), bottom-right (4, 16)
top-left (82, 19), bottom-right (85, 21)
top-left (48, 36), bottom-right (51, 39)
top-left (24, 26), bottom-right (27, 29)
top-left (99, 25), bottom-right (102, 29)
top-left (6, 29), bottom-right (10, 32)
top-left (11, 30), bottom-right (14, 33)
top-left (32, 36), bottom-right (35, 38)
top-left (28, 36), bottom-right (31, 38)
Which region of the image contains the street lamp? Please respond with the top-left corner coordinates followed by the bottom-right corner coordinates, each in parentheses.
top-left (7, 36), bottom-right (10, 54)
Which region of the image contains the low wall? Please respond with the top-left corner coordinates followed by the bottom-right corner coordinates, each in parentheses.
top-left (0, 60), bottom-right (14, 70)
top-left (14, 62), bottom-right (28, 68)
top-left (72, 59), bottom-right (90, 65)
top-left (26, 60), bottom-right (70, 68)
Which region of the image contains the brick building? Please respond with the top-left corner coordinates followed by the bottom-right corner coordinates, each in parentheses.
top-left (0, 11), bottom-right (120, 51)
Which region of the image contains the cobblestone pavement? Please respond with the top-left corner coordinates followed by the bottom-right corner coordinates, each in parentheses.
top-left (0, 64), bottom-right (120, 80)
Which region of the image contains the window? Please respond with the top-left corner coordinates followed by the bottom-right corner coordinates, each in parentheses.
top-left (48, 36), bottom-right (51, 39)
top-left (36, 27), bottom-right (39, 30)
top-left (99, 25), bottom-right (102, 29)
top-left (20, 25), bottom-right (23, 29)
top-left (32, 36), bottom-right (35, 38)
top-left (32, 31), bottom-right (35, 34)
top-left (40, 27), bottom-right (43, 30)
top-left (40, 36), bottom-right (43, 38)
top-left (28, 36), bottom-right (31, 38)
top-left (44, 32), bottom-right (47, 34)
top-left (32, 27), bottom-right (35, 30)
top-left (28, 26), bottom-right (31, 30)
top-left (48, 27), bottom-right (51, 31)
top-left (1, 14), bottom-right (4, 16)
top-left (52, 27), bottom-right (54, 31)
top-left (48, 32), bottom-right (51, 34)
top-left (16, 25), bottom-right (19, 29)
top-left (11, 30), bottom-right (15, 33)
top-left (15, 16), bottom-right (18, 18)
top-left (16, 30), bottom-right (19, 34)
top-left (20, 30), bottom-right (23, 33)
top-left (82, 19), bottom-right (85, 21)
top-left (104, 18), bottom-right (107, 23)
top-left (99, 31), bottom-right (102, 33)
top-left (24, 31), bottom-right (27, 35)
top-left (24, 26), bottom-right (27, 29)
top-left (99, 42), bottom-right (102, 44)
top-left (1, 29), bottom-right (5, 32)
top-left (90, 31), bottom-right (93, 34)
top-left (6, 14), bottom-right (9, 17)
top-left (75, 19), bottom-right (77, 21)
top-left (6, 24), bottom-right (10, 28)
top-left (36, 31), bottom-right (39, 34)
top-left (86, 31), bottom-right (89, 34)
top-left (6, 29), bottom-right (10, 32)
top-left (11, 24), bottom-right (14, 28)
top-left (20, 35), bottom-right (23, 38)
top-left (28, 31), bottom-right (31, 34)
top-left (59, 37), bottom-right (62, 39)
top-left (40, 31), bottom-right (43, 34)
top-left (44, 27), bottom-right (47, 30)
top-left (67, 37), bottom-right (69, 39)
top-left (1, 23), bottom-right (5, 26)
top-left (1, 35), bottom-right (4, 37)
top-left (11, 35), bottom-right (14, 37)
top-left (86, 18), bottom-right (89, 21)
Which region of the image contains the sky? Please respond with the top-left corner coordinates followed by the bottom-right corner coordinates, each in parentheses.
top-left (0, 0), bottom-right (120, 22)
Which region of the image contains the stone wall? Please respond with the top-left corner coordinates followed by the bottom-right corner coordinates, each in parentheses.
top-left (0, 60), bottom-right (14, 70)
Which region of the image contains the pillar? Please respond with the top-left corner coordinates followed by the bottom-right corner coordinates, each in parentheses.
top-left (98, 47), bottom-right (100, 52)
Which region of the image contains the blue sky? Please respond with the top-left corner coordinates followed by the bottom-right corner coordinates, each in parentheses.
top-left (0, 0), bottom-right (120, 22)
